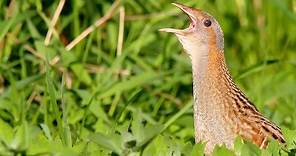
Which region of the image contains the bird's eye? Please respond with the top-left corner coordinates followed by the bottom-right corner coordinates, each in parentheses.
top-left (203, 19), bottom-right (212, 27)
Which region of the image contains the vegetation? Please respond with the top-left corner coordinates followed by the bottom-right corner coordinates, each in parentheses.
top-left (0, 0), bottom-right (295, 155)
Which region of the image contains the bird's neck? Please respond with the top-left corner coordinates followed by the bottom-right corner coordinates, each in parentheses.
top-left (191, 47), bottom-right (229, 89)
top-left (191, 47), bottom-right (233, 109)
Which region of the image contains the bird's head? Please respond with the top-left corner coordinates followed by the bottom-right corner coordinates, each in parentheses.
top-left (160, 3), bottom-right (224, 57)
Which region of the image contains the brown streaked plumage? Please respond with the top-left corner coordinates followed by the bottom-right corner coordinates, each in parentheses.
top-left (160, 3), bottom-right (285, 154)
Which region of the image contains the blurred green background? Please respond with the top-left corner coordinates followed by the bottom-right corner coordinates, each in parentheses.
top-left (0, 0), bottom-right (295, 155)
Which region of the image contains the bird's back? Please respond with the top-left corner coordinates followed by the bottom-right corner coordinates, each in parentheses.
top-left (226, 83), bottom-right (286, 148)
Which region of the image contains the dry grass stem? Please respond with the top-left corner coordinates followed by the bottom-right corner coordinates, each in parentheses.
top-left (44, 0), bottom-right (65, 46)
top-left (116, 6), bottom-right (125, 57)
top-left (65, 0), bottom-right (120, 51)
top-left (24, 44), bottom-right (45, 60)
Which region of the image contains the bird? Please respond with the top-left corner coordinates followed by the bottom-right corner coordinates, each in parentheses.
top-left (160, 3), bottom-right (285, 154)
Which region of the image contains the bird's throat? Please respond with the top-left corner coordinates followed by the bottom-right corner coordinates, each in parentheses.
top-left (190, 45), bottom-right (210, 86)
top-left (191, 48), bottom-right (227, 100)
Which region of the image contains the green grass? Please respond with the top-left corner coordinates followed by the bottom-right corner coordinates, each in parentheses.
top-left (0, 0), bottom-right (295, 155)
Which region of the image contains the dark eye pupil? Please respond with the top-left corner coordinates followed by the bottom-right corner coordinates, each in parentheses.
top-left (204, 20), bottom-right (212, 27)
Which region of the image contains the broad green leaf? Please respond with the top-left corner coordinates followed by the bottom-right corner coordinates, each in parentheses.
top-left (40, 124), bottom-right (52, 141)
top-left (70, 63), bottom-right (92, 85)
top-left (0, 119), bottom-right (13, 145)
top-left (282, 128), bottom-right (296, 148)
top-left (10, 121), bottom-right (29, 151)
top-left (88, 132), bottom-right (122, 155)
top-left (213, 145), bottom-right (235, 156)
top-left (35, 40), bottom-right (57, 60)
top-left (131, 111), bottom-right (144, 143)
top-left (191, 143), bottom-right (205, 156)
top-left (89, 101), bottom-right (110, 124)
top-left (142, 135), bottom-right (170, 156)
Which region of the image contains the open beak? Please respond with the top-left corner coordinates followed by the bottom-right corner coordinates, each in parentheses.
top-left (159, 3), bottom-right (198, 35)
